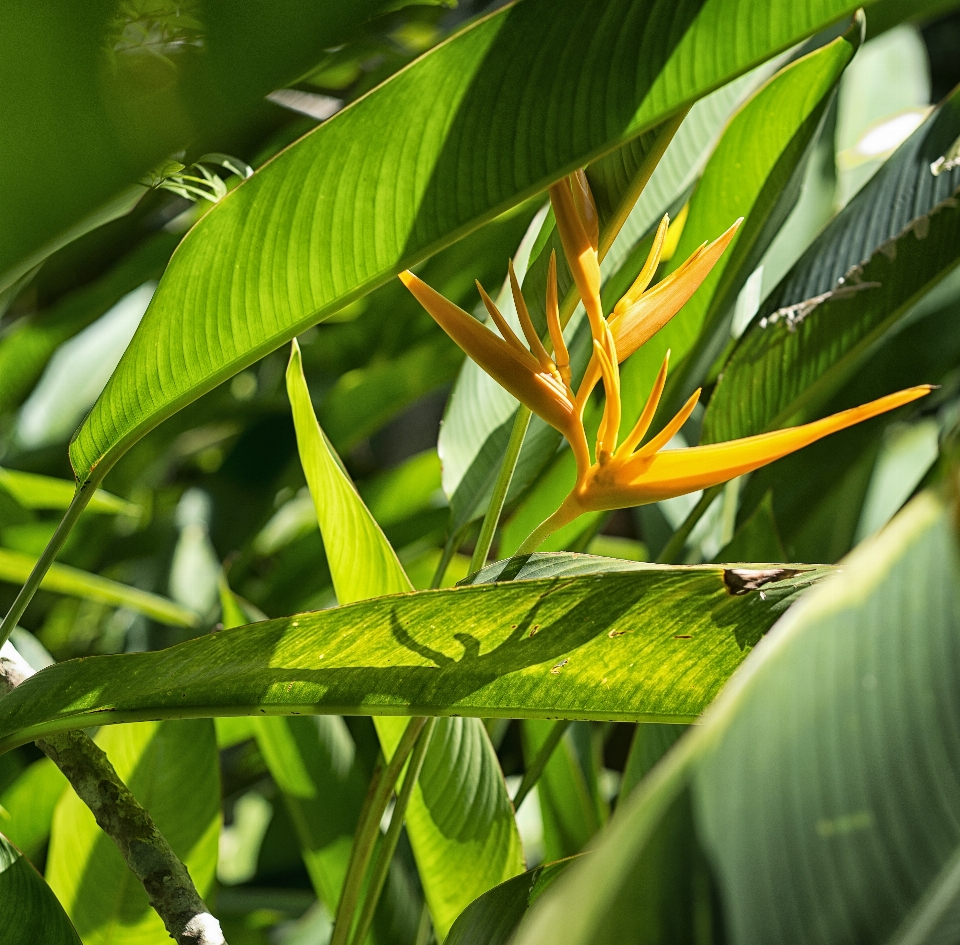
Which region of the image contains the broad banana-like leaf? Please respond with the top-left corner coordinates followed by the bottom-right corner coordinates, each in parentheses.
top-left (0, 758), bottom-right (67, 862)
top-left (513, 485), bottom-right (960, 945)
top-left (0, 560), bottom-right (830, 753)
top-left (67, 0), bottom-right (870, 489)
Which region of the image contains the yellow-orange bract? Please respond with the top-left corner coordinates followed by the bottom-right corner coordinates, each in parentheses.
top-left (400, 172), bottom-right (932, 552)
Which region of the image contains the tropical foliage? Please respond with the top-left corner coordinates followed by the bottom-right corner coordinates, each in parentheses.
top-left (1, 1), bottom-right (959, 943)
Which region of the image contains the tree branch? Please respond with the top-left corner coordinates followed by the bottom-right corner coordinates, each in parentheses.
top-left (0, 641), bottom-right (227, 945)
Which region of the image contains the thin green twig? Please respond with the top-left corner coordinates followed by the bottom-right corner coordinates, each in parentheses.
top-left (330, 717), bottom-right (428, 945)
top-left (0, 477), bottom-right (99, 648)
top-left (348, 718), bottom-right (437, 945)
top-left (513, 719), bottom-right (572, 810)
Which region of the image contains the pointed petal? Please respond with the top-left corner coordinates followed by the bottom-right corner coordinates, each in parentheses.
top-left (614, 214), bottom-right (669, 314)
top-left (634, 387), bottom-right (701, 458)
top-left (593, 329), bottom-right (621, 460)
top-left (549, 179), bottom-right (604, 335)
top-left (616, 350), bottom-right (671, 458)
top-left (610, 386), bottom-right (933, 507)
top-left (400, 270), bottom-right (575, 434)
top-left (476, 280), bottom-right (530, 358)
top-left (509, 260), bottom-right (553, 370)
top-left (546, 250), bottom-right (571, 386)
top-left (610, 217), bottom-right (742, 362)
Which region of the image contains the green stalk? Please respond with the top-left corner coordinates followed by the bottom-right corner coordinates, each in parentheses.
top-left (348, 718), bottom-right (437, 945)
top-left (0, 476), bottom-right (100, 648)
top-left (468, 407), bottom-right (533, 574)
top-left (430, 523), bottom-right (469, 589)
top-left (513, 719), bottom-right (572, 810)
top-left (655, 485), bottom-right (722, 564)
top-left (330, 716), bottom-right (428, 945)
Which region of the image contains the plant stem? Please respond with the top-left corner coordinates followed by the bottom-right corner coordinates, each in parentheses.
top-left (0, 642), bottom-right (226, 945)
top-left (348, 718), bottom-right (437, 945)
top-left (655, 485), bottom-right (722, 564)
top-left (468, 407), bottom-right (533, 574)
top-left (330, 717), bottom-right (429, 945)
top-left (513, 719), bottom-right (572, 810)
top-left (0, 477), bottom-right (99, 648)
top-left (430, 524), bottom-right (467, 589)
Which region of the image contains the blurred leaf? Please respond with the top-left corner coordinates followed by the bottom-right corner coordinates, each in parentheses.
top-left (46, 720), bottom-right (219, 945)
top-left (864, 0), bottom-right (960, 37)
top-left (0, 468), bottom-right (135, 517)
top-left (704, 87), bottom-right (960, 444)
top-left (0, 832), bottom-right (81, 945)
top-left (0, 0), bottom-right (395, 298)
top-left (713, 491), bottom-right (787, 563)
top-left (523, 721), bottom-right (599, 861)
top-left (286, 340), bottom-right (523, 936)
top-left (0, 758), bottom-right (67, 862)
top-left (67, 0), bottom-right (871, 489)
top-left (0, 561), bottom-right (832, 752)
top-left (513, 486), bottom-right (960, 945)
top-left (445, 860), bottom-right (570, 945)
top-left (0, 548), bottom-right (199, 628)
top-left (0, 233), bottom-right (177, 417)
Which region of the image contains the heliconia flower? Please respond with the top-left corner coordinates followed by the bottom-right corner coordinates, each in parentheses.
top-left (400, 170), bottom-right (933, 553)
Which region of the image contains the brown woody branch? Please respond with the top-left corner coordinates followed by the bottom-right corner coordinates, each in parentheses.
top-left (0, 642), bottom-right (226, 945)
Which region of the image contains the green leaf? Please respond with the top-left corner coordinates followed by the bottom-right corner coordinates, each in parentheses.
top-left (0, 561), bottom-right (831, 752)
top-left (0, 468), bottom-right (135, 516)
top-left (286, 340), bottom-right (523, 936)
top-left (512, 486), bottom-right (960, 944)
top-left (0, 758), bottom-right (67, 862)
top-left (523, 722), bottom-right (600, 861)
top-left (445, 860), bottom-right (570, 945)
top-left (655, 23), bottom-right (860, 411)
top-left (0, 548), bottom-right (199, 628)
top-left (45, 720), bottom-right (220, 945)
top-left (703, 86), bottom-right (960, 444)
top-left (68, 0), bottom-right (869, 489)
top-left (0, 832), bottom-right (82, 945)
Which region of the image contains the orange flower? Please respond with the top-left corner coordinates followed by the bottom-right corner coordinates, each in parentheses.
top-left (400, 171), bottom-right (932, 552)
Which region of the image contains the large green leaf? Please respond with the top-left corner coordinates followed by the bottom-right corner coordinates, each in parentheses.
top-left (703, 85), bottom-right (960, 443)
top-left (0, 548), bottom-right (199, 628)
top-left (286, 340), bottom-right (523, 936)
top-left (67, 0), bottom-right (870, 489)
top-left (0, 832), bottom-right (81, 945)
top-left (513, 486), bottom-right (960, 944)
top-left (445, 860), bottom-right (570, 945)
top-left (45, 720), bottom-right (219, 945)
top-left (0, 561), bottom-right (829, 753)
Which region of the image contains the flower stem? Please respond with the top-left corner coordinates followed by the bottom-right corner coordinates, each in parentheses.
top-left (516, 497), bottom-right (581, 555)
top-left (512, 719), bottom-right (571, 811)
top-left (655, 485), bottom-right (722, 564)
top-left (348, 718), bottom-right (437, 945)
top-left (468, 407), bottom-right (533, 574)
top-left (330, 717), bottom-right (429, 945)
top-left (0, 475), bottom-right (100, 648)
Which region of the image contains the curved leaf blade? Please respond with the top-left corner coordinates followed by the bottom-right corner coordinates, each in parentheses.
top-left (0, 563), bottom-right (830, 754)
top-left (513, 487), bottom-right (960, 944)
top-left (0, 832), bottom-right (81, 945)
top-left (69, 0), bottom-right (868, 487)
